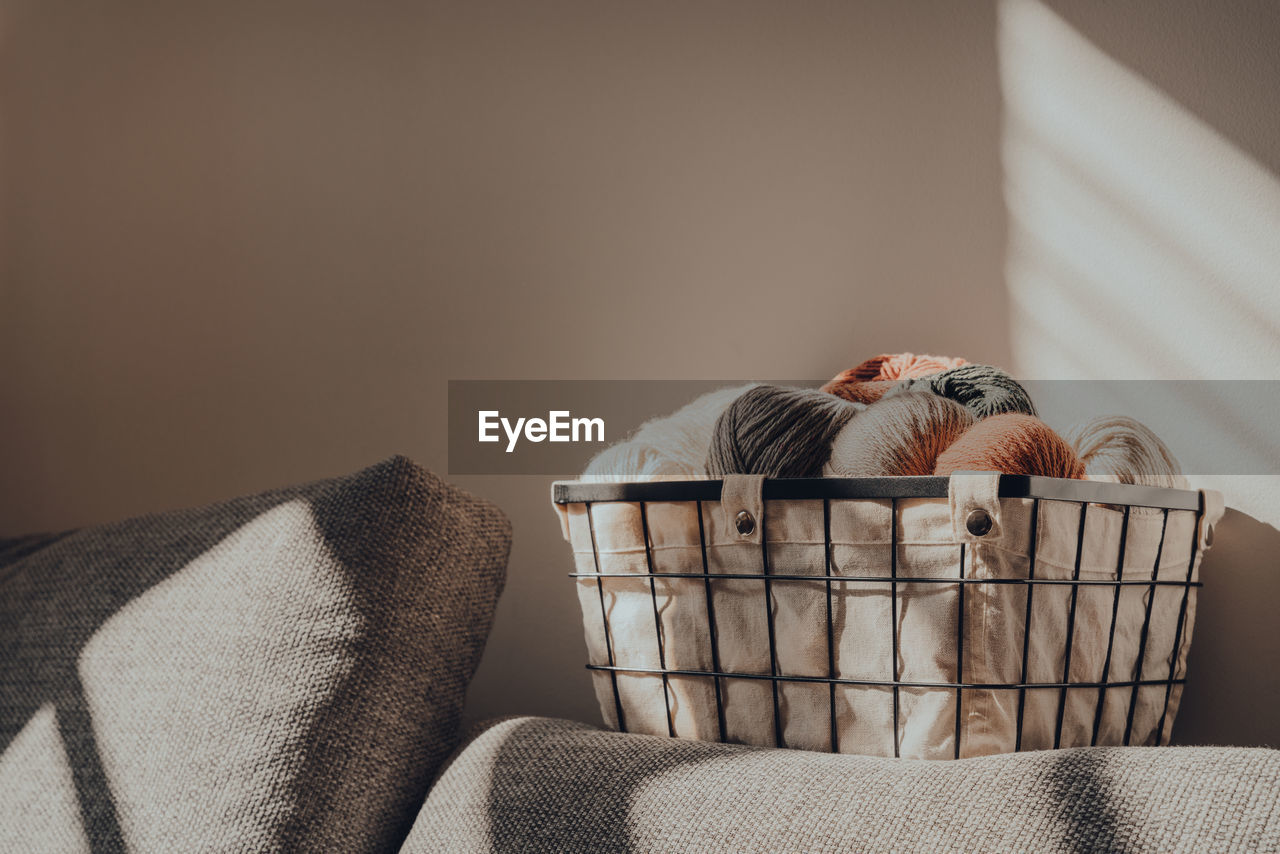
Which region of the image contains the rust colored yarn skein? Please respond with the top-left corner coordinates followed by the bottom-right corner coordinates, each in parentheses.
top-left (822, 378), bottom-right (897, 406)
top-left (824, 393), bottom-right (975, 477)
top-left (822, 352), bottom-right (968, 405)
top-left (934, 414), bottom-right (1085, 479)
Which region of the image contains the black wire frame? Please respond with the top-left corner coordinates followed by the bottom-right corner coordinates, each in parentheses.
top-left (566, 476), bottom-right (1207, 756)
top-left (553, 475), bottom-right (1202, 511)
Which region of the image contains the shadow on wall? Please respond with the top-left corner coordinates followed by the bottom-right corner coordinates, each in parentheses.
top-left (1178, 509), bottom-right (1280, 747)
top-left (999, 0), bottom-right (1280, 746)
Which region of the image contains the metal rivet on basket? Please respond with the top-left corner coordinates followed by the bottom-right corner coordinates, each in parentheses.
top-left (965, 508), bottom-right (993, 537)
top-left (735, 510), bottom-right (756, 536)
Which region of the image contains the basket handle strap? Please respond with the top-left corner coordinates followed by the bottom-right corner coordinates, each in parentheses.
top-left (947, 471), bottom-right (1004, 545)
top-left (721, 474), bottom-right (766, 545)
top-left (1197, 488), bottom-right (1225, 551)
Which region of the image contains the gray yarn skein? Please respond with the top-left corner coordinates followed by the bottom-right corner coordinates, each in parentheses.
top-left (887, 364), bottom-right (1037, 419)
top-left (707, 385), bottom-right (863, 478)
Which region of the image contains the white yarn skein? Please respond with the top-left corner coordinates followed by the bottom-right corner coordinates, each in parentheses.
top-left (1064, 415), bottom-right (1190, 490)
top-left (583, 384), bottom-right (758, 481)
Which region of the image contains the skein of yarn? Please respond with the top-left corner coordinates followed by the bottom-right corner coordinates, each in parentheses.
top-left (934, 413), bottom-right (1085, 479)
top-left (584, 384), bottom-right (757, 481)
top-left (854, 352), bottom-right (970, 382)
top-left (582, 442), bottom-right (699, 482)
top-left (822, 352), bottom-right (967, 405)
top-left (707, 385), bottom-right (863, 478)
top-left (889, 364), bottom-right (1038, 419)
top-left (822, 379), bottom-right (897, 406)
top-left (1064, 415), bottom-right (1190, 490)
top-left (824, 393), bottom-right (975, 477)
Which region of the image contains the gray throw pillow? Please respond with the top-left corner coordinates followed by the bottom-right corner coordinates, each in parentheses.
top-left (0, 456), bottom-right (511, 853)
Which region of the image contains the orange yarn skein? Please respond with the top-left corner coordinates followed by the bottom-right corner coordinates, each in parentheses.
top-left (822, 378), bottom-right (897, 406)
top-left (934, 414), bottom-right (1085, 479)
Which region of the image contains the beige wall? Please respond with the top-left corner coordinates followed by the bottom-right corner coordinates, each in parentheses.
top-left (1002, 0), bottom-right (1280, 747)
top-left (2, 1), bottom-right (1275, 744)
top-left (0, 1), bottom-right (1007, 728)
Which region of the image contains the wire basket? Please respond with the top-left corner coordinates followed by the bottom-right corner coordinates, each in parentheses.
top-left (552, 473), bottom-right (1223, 759)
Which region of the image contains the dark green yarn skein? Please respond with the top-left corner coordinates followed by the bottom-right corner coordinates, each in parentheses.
top-left (707, 385), bottom-right (863, 478)
top-left (887, 364), bottom-right (1037, 420)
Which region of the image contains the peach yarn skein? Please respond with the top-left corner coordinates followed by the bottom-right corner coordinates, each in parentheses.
top-left (823, 352), bottom-right (968, 405)
top-left (824, 393), bottom-right (975, 477)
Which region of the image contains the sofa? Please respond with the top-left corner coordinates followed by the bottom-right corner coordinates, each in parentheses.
top-left (2, 457), bottom-right (1276, 853)
top-left (409, 716), bottom-right (1280, 853)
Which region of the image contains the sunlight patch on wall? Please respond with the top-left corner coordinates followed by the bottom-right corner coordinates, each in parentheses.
top-left (998, 0), bottom-right (1280, 384)
top-left (999, 0), bottom-right (1280, 528)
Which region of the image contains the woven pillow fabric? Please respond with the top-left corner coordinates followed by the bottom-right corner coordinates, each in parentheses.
top-left (402, 716), bottom-right (1280, 853)
top-left (0, 456), bottom-right (511, 853)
